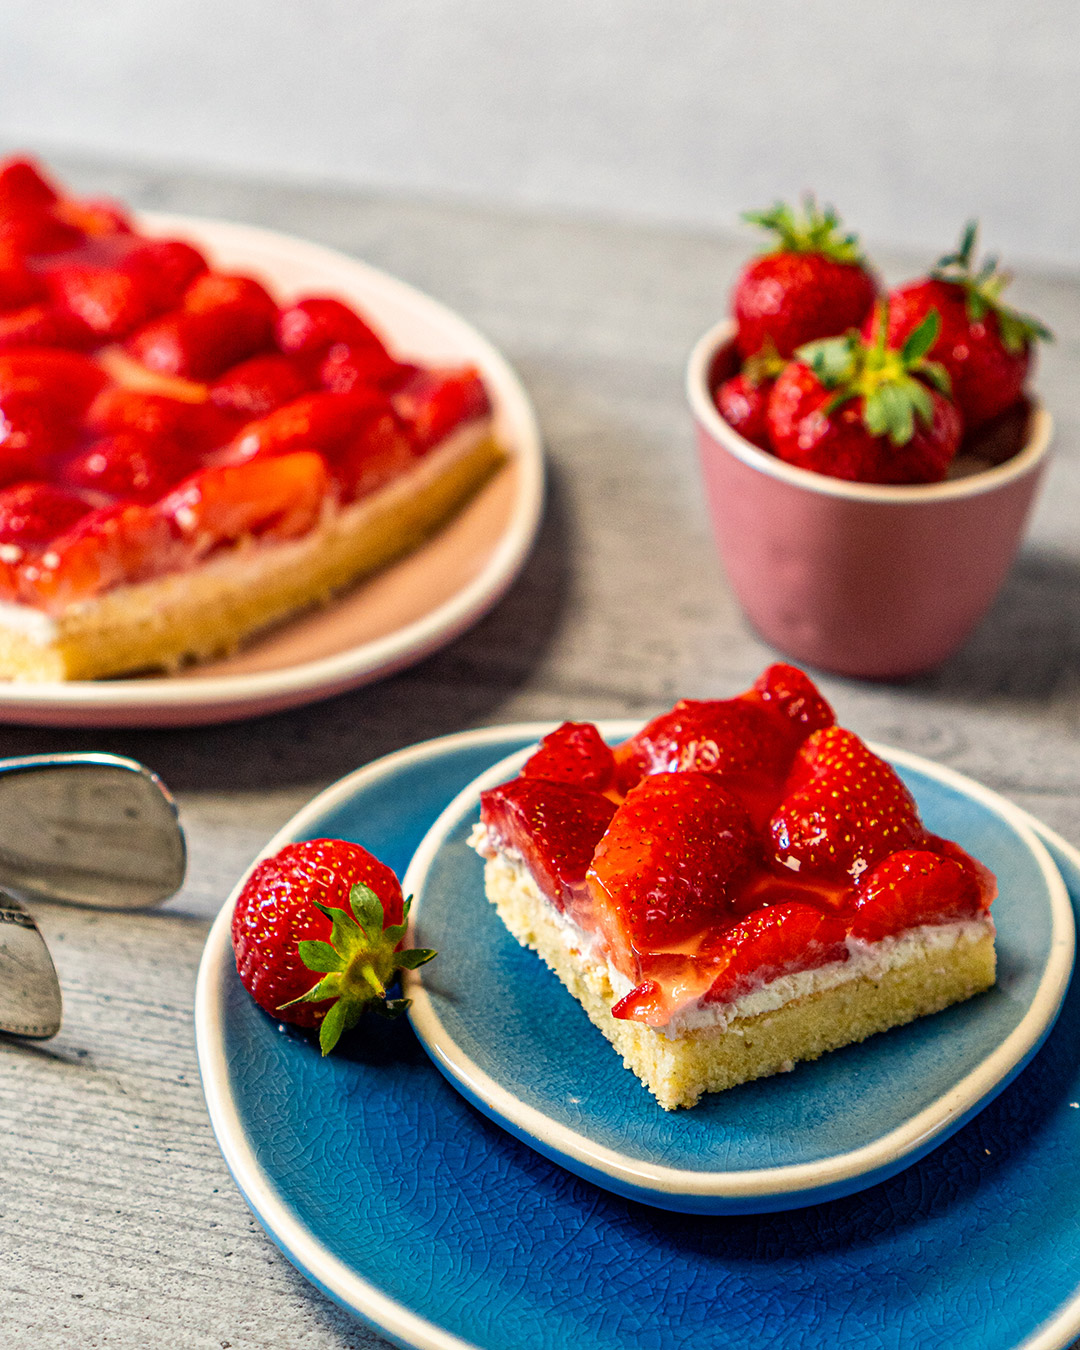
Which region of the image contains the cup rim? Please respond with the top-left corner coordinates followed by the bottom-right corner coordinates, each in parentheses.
top-left (687, 317), bottom-right (1053, 504)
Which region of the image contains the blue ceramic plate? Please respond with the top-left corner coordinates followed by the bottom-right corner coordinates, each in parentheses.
top-left (402, 728), bottom-right (1074, 1214)
top-left (195, 726), bottom-right (1080, 1350)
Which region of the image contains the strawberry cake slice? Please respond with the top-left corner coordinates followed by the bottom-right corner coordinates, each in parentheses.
top-left (0, 156), bottom-right (504, 680)
top-left (471, 665), bottom-right (996, 1109)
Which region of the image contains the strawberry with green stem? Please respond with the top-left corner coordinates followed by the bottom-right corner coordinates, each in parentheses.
top-left (765, 305), bottom-right (962, 484)
top-left (733, 198), bottom-right (877, 360)
top-left (231, 838), bottom-right (435, 1055)
top-left (714, 341), bottom-right (786, 449)
top-left (879, 222), bottom-right (1051, 429)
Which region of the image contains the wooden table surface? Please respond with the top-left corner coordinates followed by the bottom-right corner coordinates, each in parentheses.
top-left (5, 157), bottom-right (1080, 1349)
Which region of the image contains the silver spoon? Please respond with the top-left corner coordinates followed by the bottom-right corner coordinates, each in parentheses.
top-left (0, 753), bottom-right (186, 1040)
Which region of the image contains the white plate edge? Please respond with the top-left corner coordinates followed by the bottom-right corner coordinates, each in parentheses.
top-left (0, 215), bottom-right (545, 712)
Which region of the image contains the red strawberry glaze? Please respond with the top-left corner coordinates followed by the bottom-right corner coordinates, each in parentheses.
top-left (0, 154), bottom-right (498, 617)
top-left (477, 666), bottom-right (996, 1029)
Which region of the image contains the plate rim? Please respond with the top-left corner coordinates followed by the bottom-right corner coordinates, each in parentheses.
top-left (402, 731), bottom-right (1075, 1202)
top-left (194, 724), bottom-right (1080, 1350)
top-left (0, 215), bottom-right (544, 720)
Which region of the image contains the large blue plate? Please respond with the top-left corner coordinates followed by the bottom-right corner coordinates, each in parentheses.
top-left (402, 730), bottom-right (1073, 1214)
top-left (196, 726), bottom-right (1080, 1350)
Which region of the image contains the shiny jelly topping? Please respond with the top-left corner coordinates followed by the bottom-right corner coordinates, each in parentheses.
top-left (479, 664), bottom-right (996, 1027)
top-left (0, 156), bottom-right (492, 614)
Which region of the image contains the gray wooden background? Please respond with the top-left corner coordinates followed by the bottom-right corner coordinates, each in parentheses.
top-left (2, 155), bottom-right (1079, 1348)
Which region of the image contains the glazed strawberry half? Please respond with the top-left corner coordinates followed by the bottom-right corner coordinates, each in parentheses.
top-left (879, 222), bottom-right (1051, 429)
top-left (733, 198), bottom-right (877, 360)
top-left (231, 838), bottom-right (436, 1054)
top-left (766, 308), bottom-right (962, 483)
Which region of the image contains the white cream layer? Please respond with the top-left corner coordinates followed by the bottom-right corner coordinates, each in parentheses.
top-left (470, 824), bottom-right (995, 1038)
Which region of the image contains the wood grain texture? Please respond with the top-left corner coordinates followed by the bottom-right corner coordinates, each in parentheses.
top-left (2, 154), bottom-right (1079, 1348)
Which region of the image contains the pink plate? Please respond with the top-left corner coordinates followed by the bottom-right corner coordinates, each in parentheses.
top-left (0, 215), bottom-right (544, 727)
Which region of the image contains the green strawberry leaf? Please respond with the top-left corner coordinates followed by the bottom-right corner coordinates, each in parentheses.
top-left (900, 309), bottom-right (940, 364)
top-left (296, 939), bottom-right (344, 973)
top-left (318, 999), bottom-right (350, 1055)
top-left (395, 947), bottom-right (438, 971)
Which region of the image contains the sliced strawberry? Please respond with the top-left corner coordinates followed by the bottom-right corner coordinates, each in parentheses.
top-left (20, 501), bottom-right (185, 610)
top-left (701, 902), bottom-right (849, 1005)
top-left (126, 308), bottom-right (269, 381)
top-left (62, 432), bottom-right (195, 504)
top-left (275, 297), bottom-right (388, 357)
top-left (54, 196), bottom-right (132, 237)
top-left (210, 353), bottom-right (313, 418)
top-left (0, 349), bottom-right (107, 418)
top-left (522, 722), bottom-right (616, 792)
top-left (332, 405), bottom-right (416, 500)
top-left (848, 849), bottom-right (983, 942)
top-left (124, 238), bottom-right (208, 310)
top-left (159, 451), bottom-right (330, 551)
top-left (0, 393), bottom-right (72, 484)
top-left (48, 263), bottom-right (156, 339)
top-left (587, 772), bottom-right (758, 963)
top-left (0, 482), bottom-right (91, 550)
top-left (0, 248), bottom-right (46, 311)
top-left (770, 728), bottom-right (926, 881)
top-left (479, 777), bottom-right (617, 916)
top-left (183, 271), bottom-right (276, 320)
top-left (0, 158), bottom-right (59, 210)
top-left (392, 367), bottom-right (491, 451)
top-left (85, 387), bottom-right (201, 440)
top-left (751, 663), bottom-right (835, 739)
top-left (0, 304), bottom-right (94, 351)
top-left (319, 342), bottom-right (410, 394)
top-left (230, 390), bottom-right (379, 462)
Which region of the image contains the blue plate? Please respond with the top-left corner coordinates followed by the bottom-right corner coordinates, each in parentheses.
top-left (195, 726), bottom-right (1080, 1350)
top-left (402, 730), bottom-right (1074, 1214)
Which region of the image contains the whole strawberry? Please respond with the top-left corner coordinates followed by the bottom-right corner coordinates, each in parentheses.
top-left (766, 308), bottom-right (962, 484)
top-left (880, 223), bottom-right (1051, 430)
top-left (714, 343), bottom-right (786, 449)
top-left (733, 198), bottom-right (877, 359)
top-left (231, 838), bottom-right (435, 1054)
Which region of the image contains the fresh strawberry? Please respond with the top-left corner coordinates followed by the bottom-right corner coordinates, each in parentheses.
top-left (770, 728), bottom-right (926, 881)
top-left (48, 263), bottom-right (157, 339)
top-left (0, 210), bottom-right (83, 256)
top-left (587, 772), bottom-right (758, 958)
top-left (332, 403), bottom-right (416, 500)
top-left (183, 271), bottom-right (276, 320)
top-left (392, 368), bottom-right (491, 451)
top-left (62, 432), bottom-right (195, 504)
top-left (0, 393), bottom-right (72, 484)
top-left (85, 387), bottom-right (200, 441)
top-left (231, 838), bottom-right (434, 1054)
top-left (479, 777), bottom-right (617, 915)
top-left (0, 349), bottom-right (107, 418)
top-left (210, 353), bottom-right (313, 418)
top-left (847, 848), bottom-right (982, 943)
top-left (20, 500), bottom-right (184, 609)
top-left (0, 158), bottom-right (59, 211)
top-left (766, 311), bottom-right (962, 483)
top-left (123, 238), bottom-right (208, 310)
top-left (877, 223), bottom-right (1051, 430)
top-left (733, 199), bottom-right (877, 359)
top-left (319, 342), bottom-right (410, 394)
top-left (751, 662), bottom-right (835, 740)
top-left (522, 722), bottom-right (616, 792)
top-left (275, 297), bottom-right (388, 357)
top-left (159, 451), bottom-right (330, 551)
top-left (714, 343), bottom-right (786, 449)
top-left (229, 390), bottom-right (377, 462)
top-left (699, 902), bottom-right (849, 1006)
top-left (0, 303), bottom-right (94, 351)
top-left (0, 482), bottom-right (91, 550)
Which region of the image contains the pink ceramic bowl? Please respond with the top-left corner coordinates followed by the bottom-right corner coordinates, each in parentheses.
top-left (687, 319), bottom-right (1053, 680)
